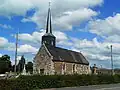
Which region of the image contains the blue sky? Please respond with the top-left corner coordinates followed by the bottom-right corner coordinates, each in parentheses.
top-left (0, 0), bottom-right (120, 69)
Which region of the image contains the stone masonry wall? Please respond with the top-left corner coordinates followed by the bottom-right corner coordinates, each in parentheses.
top-left (54, 61), bottom-right (89, 75)
top-left (33, 46), bottom-right (54, 75)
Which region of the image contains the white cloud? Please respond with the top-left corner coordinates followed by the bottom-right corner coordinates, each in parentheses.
top-left (20, 0), bottom-right (102, 30)
top-left (69, 37), bottom-right (120, 62)
top-left (0, 37), bottom-right (8, 48)
top-left (0, 24), bottom-right (13, 29)
top-left (105, 35), bottom-right (120, 43)
top-left (18, 33), bottom-right (36, 43)
top-left (71, 37), bottom-right (97, 49)
top-left (66, 37), bottom-right (120, 68)
top-left (0, 0), bottom-right (103, 17)
top-left (52, 8), bottom-right (98, 30)
top-left (85, 53), bottom-right (110, 61)
top-left (18, 29), bottom-right (45, 44)
top-left (0, 0), bottom-right (33, 17)
top-left (88, 13), bottom-right (120, 37)
top-left (57, 40), bottom-right (73, 47)
top-left (23, 8), bottom-right (98, 30)
top-left (54, 31), bottom-right (68, 42)
top-left (18, 30), bottom-right (69, 46)
top-left (18, 44), bottom-right (38, 54)
top-left (0, 37), bottom-right (15, 51)
top-left (86, 13), bottom-right (120, 62)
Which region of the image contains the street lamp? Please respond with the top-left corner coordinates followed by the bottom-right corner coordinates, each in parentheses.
top-left (110, 45), bottom-right (114, 75)
top-left (107, 45), bottom-right (114, 75)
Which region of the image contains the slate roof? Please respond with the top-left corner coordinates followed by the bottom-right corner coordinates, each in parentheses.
top-left (47, 46), bottom-right (89, 65)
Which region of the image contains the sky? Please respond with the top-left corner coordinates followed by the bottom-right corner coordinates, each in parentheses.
top-left (0, 0), bottom-right (120, 69)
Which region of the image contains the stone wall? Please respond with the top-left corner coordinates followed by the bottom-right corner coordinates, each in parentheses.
top-left (65, 63), bottom-right (73, 74)
top-left (76, 64), bottom-right (89, 74)
top-left (54, 61), bottom-right (89, 75)
top-left (33, 46), bottom-right (54, 75)
top-left (54, 62), bottom-right (62, 74)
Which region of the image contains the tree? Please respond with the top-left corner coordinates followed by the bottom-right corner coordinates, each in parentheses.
top-left (0, 55), bottom-right (12, 74)
top-left (26, 62), bottom-right (33, 74)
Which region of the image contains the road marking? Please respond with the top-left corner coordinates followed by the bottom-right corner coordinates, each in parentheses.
top-left (96, 87), bottom-right (120, 90)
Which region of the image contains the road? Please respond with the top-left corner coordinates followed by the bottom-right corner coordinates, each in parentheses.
top-left (42, 83), bottom-right (120, 90)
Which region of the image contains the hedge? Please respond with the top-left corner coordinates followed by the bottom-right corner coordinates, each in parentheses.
top-left (0, 74), bottom-right (120, 90)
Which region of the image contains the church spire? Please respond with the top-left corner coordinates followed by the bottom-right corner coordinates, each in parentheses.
top-left (41, 2), bottom-right (56, 47)
top-left (46, 1), bottom-right (52, 34)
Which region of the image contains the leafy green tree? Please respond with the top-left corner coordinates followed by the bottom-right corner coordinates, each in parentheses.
top-left (0, 55), bottom-right (12, 74)
top-left (26, 62), bottom-right (33, 74)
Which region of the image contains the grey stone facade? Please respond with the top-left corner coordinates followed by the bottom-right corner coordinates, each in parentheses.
top-left (33, 45), bottom-right (55, 75)
top-left (54, 62), bottom-right (89, 75)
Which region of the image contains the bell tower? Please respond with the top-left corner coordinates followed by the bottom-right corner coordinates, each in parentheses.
top-left (42, 2), bottom-right (56, 47)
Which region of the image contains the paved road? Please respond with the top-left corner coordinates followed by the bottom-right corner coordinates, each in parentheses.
top-left (42, 83), bottom-right (120, 90)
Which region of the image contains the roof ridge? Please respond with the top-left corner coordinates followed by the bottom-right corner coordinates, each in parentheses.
top-left (55, 47), bottom-right (81, 53)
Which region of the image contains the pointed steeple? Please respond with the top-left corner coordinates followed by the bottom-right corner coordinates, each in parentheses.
top-left (46, 2), bottom-right (52, 34)
top-left (41, 2), bottom-right (56, 47)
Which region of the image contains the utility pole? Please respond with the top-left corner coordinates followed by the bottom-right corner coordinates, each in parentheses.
top-left (110, 45), bottom-right (114, 75)
top-left (14, 31), bottom-right (18, 73)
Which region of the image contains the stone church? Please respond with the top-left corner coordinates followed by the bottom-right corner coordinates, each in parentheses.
top-left (33, 6), bottom-right (90, 75)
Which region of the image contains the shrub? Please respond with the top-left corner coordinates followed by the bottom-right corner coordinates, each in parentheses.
top-left (0, 74), bottom-right (120, 90)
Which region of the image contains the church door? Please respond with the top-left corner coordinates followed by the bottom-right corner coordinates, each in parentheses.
top-left (40, 69), bottom-right (44, 75)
